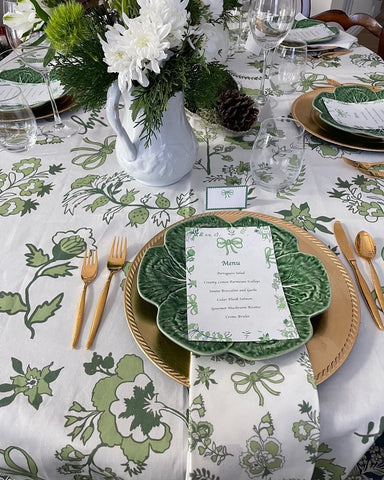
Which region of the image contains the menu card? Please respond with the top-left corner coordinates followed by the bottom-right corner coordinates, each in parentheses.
top-left (286, 23), bottom-right (335, 43)
top-left (185, 226), bottom-right (298, 342)
top-left (323, 97), bottom-right (384, 131)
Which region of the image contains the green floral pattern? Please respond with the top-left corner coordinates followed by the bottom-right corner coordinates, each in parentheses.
top-left (0, 228), bottom-right (95, 338)
top-left (0, 42), bottom-right (383, 480)
top-left (239, 413), bottom-right (285, 477)
top-left (328, 175), bottom-right (384, 222)
top-left (62, 173), bottom-right (198, 227)
top-left (0, 159), bottom-right (64, 217)
top-left (56, 352), bottom-right (189, 477)
top-left (188, 394), bottom-right (232, 465)
top-left (0, 357), bottom-right (62, 409)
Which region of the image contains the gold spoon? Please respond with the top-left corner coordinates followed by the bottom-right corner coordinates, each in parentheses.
top-left (355, 231), bottom-right (384, 313)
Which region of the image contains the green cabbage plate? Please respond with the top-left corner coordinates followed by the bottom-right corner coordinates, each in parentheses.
top-left (137, 215), bottom-right (331, 360)
top-left (313, 85), bottom-right (384, 138)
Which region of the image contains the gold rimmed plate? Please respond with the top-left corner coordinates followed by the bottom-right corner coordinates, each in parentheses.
top-left (123, 211), bottom-right (360, 387)
top-left (291, 87), bottom-right (384, 152)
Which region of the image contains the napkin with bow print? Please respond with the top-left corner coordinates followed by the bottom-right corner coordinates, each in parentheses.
top-left (186, 346), bottom-right (319, 479)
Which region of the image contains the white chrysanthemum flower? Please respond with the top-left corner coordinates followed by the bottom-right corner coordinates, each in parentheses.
top-left (101, 14), bottom-right (172, 91)
top-left (3, 0), bottom-right (48, 38)
top-left (201, 0), bottom-right (223, 20)
top-left (138, 0), bottom-right (189, 49)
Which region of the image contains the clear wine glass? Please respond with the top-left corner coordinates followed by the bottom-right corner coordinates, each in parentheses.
top-left (248, 0), bottom-right (296, 106)
top-left (2, 0), bottom-right (77, 137)
top-left (250, 116), bottom-right (305, 192)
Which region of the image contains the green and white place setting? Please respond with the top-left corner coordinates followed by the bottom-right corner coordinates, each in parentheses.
top-left (3, 0), bottom-right (384, 477)
top-left (0, 65), bottom-right (64, 109)
top-left (0, 52), bottom-right (74, 120)
top-left (313, 84), bottom-right (384, 139)
top-left (286, 18), bottom-right (339, 45)
top-left (135, 212), bottom-right (331, 479)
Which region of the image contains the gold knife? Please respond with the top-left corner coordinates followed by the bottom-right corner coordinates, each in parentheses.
top-left (334, 221), bottom-right (384, 330)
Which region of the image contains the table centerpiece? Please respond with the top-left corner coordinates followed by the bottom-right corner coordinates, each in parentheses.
top-left (4, 0), bottom-right (258, 185)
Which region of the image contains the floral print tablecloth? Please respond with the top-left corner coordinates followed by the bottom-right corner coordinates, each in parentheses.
top-left (1, 41), bottom-right (384, 480)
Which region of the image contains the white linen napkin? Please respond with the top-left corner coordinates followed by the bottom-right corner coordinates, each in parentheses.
top-left (306, 29), bottom-right (357, 50)
top-left (186, 346), bottom-right (319, 479)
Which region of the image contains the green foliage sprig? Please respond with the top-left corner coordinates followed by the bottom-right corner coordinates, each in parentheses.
top-left (131, 40), bottom-right (206, 147)
top-left (48, 6), bottom-right (118, 111)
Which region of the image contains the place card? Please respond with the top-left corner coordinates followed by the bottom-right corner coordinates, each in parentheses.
top-left (206, 185), bottom-right (248, 210)
top-left (185, 225), bottom-right (298, 342)
top-left (323, 97), bottom-right (384, 131)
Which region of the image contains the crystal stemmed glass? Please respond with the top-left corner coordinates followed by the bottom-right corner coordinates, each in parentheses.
top-left (232, 0), bottom-right (250, 52)
top-left (2, 0), bottom-right (77, 137)
top-left (248, 0), bottom-right (296, 106)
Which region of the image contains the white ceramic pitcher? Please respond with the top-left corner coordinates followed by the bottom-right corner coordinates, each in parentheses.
top-left (106, 81), bottom-right (198, 186)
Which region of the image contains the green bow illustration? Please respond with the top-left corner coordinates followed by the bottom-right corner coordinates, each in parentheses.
top-left (221, 189), bottom-right (234, 199)
top-left (231, 365), bottom-right (285, 406)
top-left (187, 294), bottom-right (198, 315)
top-left (217, 237), bottom-right (243, 255)
top-left (264, 246), bottom-right (276, 267)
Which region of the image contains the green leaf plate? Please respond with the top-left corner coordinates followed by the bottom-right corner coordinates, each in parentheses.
top-left (313, 85), bottom-right (384, 138)
top-left (0, 66), bottom-right (44, 84)
top-left (137, 215), bottom-right (331, 360)
top-left (0, 66), bottom-right (64, 108)
top-left (288, 19), bottom-right (339, 44)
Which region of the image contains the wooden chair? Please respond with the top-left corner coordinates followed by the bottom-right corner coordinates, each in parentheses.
top-left (311, 9), bottom-right (384, 59)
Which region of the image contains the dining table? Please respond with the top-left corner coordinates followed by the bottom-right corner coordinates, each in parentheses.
top-left (1, 26), bottom-right (384, 480)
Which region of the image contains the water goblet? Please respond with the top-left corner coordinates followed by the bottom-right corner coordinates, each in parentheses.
top-left (2, 0), bottom-right (77, 137)
top-left (248, 0), bottom-right (296, 106)
top-left (17, 41), bottom-right (78, 137)
top-left (269, 39), bottom-right (307, 95)
top-left (250, 116), bottom-right (305, 192)
top-left (0, 83), bottom-right (37, 152)
top-left (229, 0), bottom-right (250, 53)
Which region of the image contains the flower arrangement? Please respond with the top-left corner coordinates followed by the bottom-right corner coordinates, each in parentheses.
top-left (4, 0), bottom-right (258, 143)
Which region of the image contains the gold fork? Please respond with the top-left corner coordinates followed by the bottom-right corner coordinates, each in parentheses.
top-left (85, 237), bottom-right (127, 349)
top-left (342, 157), bottom-right (384, 178)
top-left (72, 249), bottom-right (98, 349)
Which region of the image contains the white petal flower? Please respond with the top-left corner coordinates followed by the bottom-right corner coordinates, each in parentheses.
top-left (3, 0), bottom-right (48, 38)
top-left (138, 0), bottom-right (189, 49)
top-left (101, 14), bottom-right (172, 91)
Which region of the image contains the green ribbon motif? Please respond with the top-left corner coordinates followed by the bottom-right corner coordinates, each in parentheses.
top-left (264, 246), bottom-right (276, 268)
top-left (217, 237), bottom-right (243, 255)
top-left (221, 189), bottom-right (234, 199)
top-left (187, 294), bottom-right (198, 315)
top-left (231, 365), bottom-right (285, 406)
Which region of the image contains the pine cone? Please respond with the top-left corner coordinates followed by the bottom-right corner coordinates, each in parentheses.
top-left (216, 90), bottom-right (258, 132)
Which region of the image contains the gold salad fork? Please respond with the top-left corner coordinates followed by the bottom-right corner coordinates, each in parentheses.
top-left (343, 157), bottom-right (384, 178)
top-left (72, 249), bottom-right (98, 348)
top-left (86, 237), bottom-right (127, 349)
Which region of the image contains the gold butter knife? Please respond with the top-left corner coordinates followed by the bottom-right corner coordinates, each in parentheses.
top-left (334, 221), bottom-right (384, 330)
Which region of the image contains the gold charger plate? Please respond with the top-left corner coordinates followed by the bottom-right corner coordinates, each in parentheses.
top-left (291, 87), bottom-right (384, 152)
top-left (32, 95), bottom-right (76, 120)
top-left (123, 211), bottom-right (360, 387)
